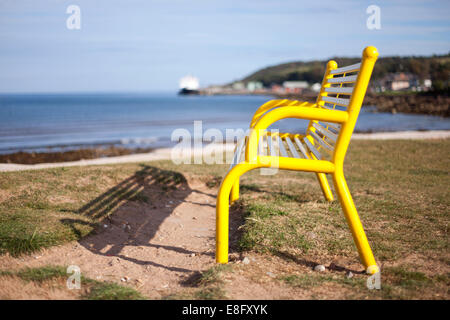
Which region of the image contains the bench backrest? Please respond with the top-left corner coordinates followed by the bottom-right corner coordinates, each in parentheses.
top-left (305, 46), bottom-right (378, 164)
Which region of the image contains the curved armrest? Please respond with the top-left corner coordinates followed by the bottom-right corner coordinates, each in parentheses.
top-left (249, 99), bottom-right (314, 128)
top-left (245, 106), bottom-right (349, 162)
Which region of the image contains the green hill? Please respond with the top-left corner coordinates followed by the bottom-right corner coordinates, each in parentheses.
top-left (239, 53), bottom-right (450, 91)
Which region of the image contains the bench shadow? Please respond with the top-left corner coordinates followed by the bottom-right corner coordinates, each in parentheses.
top-left (272, 251), bottom-right (365, 274)
top-left (61, 164), bottom-right (207, 273)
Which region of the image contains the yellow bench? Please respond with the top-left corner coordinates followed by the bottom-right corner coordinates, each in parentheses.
top-left (216, 46), bottom-right (380, 274)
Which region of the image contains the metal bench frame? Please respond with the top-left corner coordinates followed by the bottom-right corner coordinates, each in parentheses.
top-left (216, 46), bottom-right (380, 274)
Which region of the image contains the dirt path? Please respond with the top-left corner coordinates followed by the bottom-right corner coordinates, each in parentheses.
top-left (0, 178), bottom-right (218, 299)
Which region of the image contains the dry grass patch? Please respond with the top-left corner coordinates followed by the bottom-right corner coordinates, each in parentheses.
top-left (231, 139), bottom-right (450, 299)
top-left (0, 265), bottom-right (145, 300)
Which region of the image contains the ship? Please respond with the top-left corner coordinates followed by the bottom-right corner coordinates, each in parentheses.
top-left (178, 75), bottom-right (200, 95)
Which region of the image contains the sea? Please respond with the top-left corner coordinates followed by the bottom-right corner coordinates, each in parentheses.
top-left (0, 92), bottom-right (449, 155)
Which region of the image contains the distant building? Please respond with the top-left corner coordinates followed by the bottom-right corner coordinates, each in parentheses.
top-left (282, 81), bottom-right (309, 94)
top-left (247, 81), bottom-right (263, 92)
top-left (391, 74), bottom-right (410, 91)
top-left (232, 82), bottom-right (245, 91)
top-left (382, 73), bottom-right (416, 91)
top-left (373, 72), bottom-right (433, 92)
top-left (271, 84), bottom-right (284, 94)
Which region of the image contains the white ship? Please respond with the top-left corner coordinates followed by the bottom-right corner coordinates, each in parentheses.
top-left (178, 75), bottom-right (200, 95)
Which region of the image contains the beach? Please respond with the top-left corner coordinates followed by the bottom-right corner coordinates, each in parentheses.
top-left (1, 130), bottom-right (449, 172)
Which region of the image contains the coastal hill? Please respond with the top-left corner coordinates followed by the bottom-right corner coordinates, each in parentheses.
top-left (215, 53), bottom-right (449, 117)
top-left (237, 53), bottom-right (450, 91)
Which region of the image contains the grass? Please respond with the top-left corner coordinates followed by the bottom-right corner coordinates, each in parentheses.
top-left (0, 163), bottom-right (201, 257)
top-left (15, 265), bottom-right (67, 282)
top-left (230, 139), bottom-right (450, 299)
top-left (279, 273), bottom-right (366, 289)
top-left (237, 202), bottom-right (311, 254)
top-left (230, 140), bottom-right (450, 260)
top-left (0, 139), bottom-right (449, 299)
top-left (85, 281), bottom-right (145, 300)
top-left (198, 264), bottom-right (232, 286)
top-left (163, 264), bottom-right (233, 300)
top-left (0, 265), bottom-right (145, 300)
top-left (277, 266), bottom-right (449, 300)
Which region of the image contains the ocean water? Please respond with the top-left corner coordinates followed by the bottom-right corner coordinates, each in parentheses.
top-left (0, 93), bottom-right (449, 154)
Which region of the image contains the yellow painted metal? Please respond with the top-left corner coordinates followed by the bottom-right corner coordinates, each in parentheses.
top-left (216, 46), bottom-right (380, 274)
top-left (316, 172), bottom-right (334, 201)
top-left (230, 179), bottom-right (239, 202)
top-left (246, 106), bottom-right (348, 163)
top-left (249, 99), bottom-right (310, 128)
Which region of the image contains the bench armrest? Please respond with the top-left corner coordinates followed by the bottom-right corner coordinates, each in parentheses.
top-left (245, 106), bottom-right (349, 162)
top-left (249, 99), bottom-right (315, 128)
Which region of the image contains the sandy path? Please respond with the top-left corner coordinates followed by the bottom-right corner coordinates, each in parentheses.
top-left (0, 178), bottom-right (218, 299)
top-left (352, 130), bottom-right (450, 140)
top-left (1, 130), bottom-right (449, 172)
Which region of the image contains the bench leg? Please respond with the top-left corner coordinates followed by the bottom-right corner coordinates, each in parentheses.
top-left (316, 173), bottom-right (334, 201)
top-left (332, 170), bottom-right (379, 275)
top-left (230, 179), bottom-right (239, 203)
top-left (217, 163), bottom-right (259, 264)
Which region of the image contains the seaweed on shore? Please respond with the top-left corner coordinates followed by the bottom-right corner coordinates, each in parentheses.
top-left (0, 146), bottom-right (154, 165)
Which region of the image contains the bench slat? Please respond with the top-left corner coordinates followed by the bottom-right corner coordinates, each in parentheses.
top-left (277, 135), bottom-right (288, 157)
top-left (303, 137), bottom-right (322, 160)
top-left (284, 136), bottom-right (300, 158)
top-left (268, 134), bottom-right (276, 157)
top-left (329, 62), bottom-right (361, 75)
top-left (238, 137), bottom-right (246, 164)
top-left (310, 130), bottom-right (334, 152)
top-left (294, 136), bottom-right (310, 159)
top-left (321, 96), bottom-right (350, 107)
top-left (321, 121), bottom-right (341, 132)
top-left (258, 136), bottom-right (264, 156)
top-left (321, 103), bottom-right (335, 110)
top-left (230, 137), bottom-right (246, 169)
top-left (324, 86), bottom-right (354, 94)
top-left (263, 135), bottom-right (269, 156)
top-left (312, 122), bottom-right (337, 142)
top-left (328, 75), bottom-right (358, 84)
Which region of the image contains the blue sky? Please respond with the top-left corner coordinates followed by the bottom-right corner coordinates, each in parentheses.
top-left (0, 0), bottom-right (449, 93)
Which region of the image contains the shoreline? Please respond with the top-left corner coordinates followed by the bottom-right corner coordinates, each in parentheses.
top-left (0, 145), bottom-right (155, 165)
top-left (199, 91), bottom-right (450, 117)
top-left (0, 130), bottom-right (449, 172)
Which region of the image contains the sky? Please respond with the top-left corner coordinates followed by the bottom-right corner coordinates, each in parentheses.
top-left (0, 0), bottom-right (449, 93)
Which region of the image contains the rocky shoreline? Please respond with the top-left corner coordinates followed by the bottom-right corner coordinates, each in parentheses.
top-left (0, 146), bottom-right (154, 165)
top-left (273, 92), bottom-right (450, 117)
top-left (363, 93), bottom-right (449, 117)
